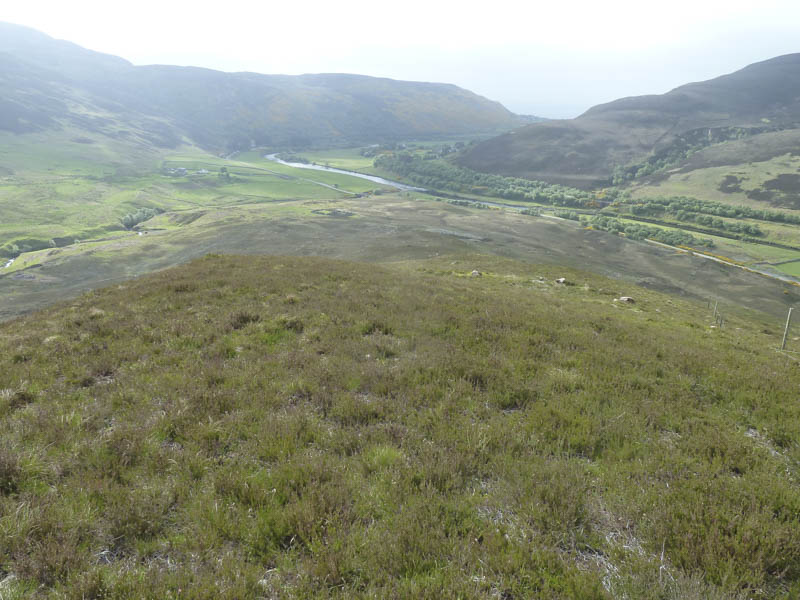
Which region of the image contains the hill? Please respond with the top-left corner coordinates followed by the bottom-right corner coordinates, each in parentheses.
top-left (2, 254), bottom-right (800, 598)
top-left (457, 54), bottom-right (800, 189)
top-left (0, 22), bottom-right (522, 153)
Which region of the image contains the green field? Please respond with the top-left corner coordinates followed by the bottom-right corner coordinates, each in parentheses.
top-left (295, 139), bottom-right (478, 175)
top-left (610, 216), bottom-right (800, 266)
top-left (281, 148), bottom-right (379, 173)
top-left (0, 148), bottom-right (400, 259)
top-left (775, 260), bottom-right (800, 277)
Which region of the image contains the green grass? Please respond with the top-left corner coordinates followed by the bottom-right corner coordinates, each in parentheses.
top-left (775, 261), bottom-right (800, 277)
top-left (630, 153), bottom-right (800, 211)
top-left (1, 254), bottom-right (799, 598)
top-left (613, 216), bottom-right (800, 265)
top-left (261, 148), bottom-right (379, 174)
top-left (0, 147), bottom-right (389, 258)
top-left (291, 141), bottom-right (479, 175)
top-left (0, 128), bottom-right (168, 177)
top-left (710, 239), bottom-right (800, 265)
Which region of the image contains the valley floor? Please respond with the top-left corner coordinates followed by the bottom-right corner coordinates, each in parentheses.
top-left (2, 149), bottom-right (799, 327)
top-left (2, 190), bottom-right (799, 324)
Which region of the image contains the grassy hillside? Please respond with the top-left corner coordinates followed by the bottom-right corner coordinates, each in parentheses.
top-left (630, 150), bottom-right (800, 210)
top-left (0, 22), bottom-right (522, 153)
top-left (1, 254), bottom-right (799, 598)
top-left (0, 141), bottom-right (393, 262)
top-left (457, 54), bottom-right (800, 188)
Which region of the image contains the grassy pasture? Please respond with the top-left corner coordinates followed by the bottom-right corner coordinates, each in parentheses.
top-left (261, 148), bottom-right (379, 174)
top-left (165, 155), bottom-right (385, 194)
top-left (775, 260), bottom-right (800, 277)
top-left (613, 217), bottom-right (800, 265)
top-left (0, 148), bottom-right (393, 258)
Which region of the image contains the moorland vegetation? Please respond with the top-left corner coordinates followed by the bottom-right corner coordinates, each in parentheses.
top-left (1, 255), bottom-right (800, 598)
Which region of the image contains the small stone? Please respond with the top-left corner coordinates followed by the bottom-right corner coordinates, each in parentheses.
top-left (471, 270), bottom-right (482, 277)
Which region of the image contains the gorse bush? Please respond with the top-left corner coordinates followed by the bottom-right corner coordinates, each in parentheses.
top-left (0, 254), bottom-right (799, 598)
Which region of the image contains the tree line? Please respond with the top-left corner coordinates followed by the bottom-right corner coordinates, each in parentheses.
top-left (587, 215), bottom-right (715, 248)
top-left (622, 195), bottom-right (800, 225)
top-left (374, 154), bottom-right (595, 208)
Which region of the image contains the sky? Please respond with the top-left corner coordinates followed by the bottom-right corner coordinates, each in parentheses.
top-left (3, 0), bottom-right (800, 118)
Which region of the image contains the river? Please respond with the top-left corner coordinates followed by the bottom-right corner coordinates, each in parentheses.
top-left (264, 154), bottom-right (565, 214)
top-left (264, 154), bottom-right (426, 192)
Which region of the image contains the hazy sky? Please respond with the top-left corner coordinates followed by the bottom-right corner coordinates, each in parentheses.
top-left (4, 0), bottom-right (800, 118)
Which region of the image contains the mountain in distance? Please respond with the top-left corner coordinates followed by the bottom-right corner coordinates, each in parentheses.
top-left (458, 54), bottom-right (800, 189)
top-left (0, 22), bottom-right (525, 153)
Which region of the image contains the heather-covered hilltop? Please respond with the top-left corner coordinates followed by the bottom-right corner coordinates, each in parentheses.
top-left (1, 254), bottom-right (799, 597)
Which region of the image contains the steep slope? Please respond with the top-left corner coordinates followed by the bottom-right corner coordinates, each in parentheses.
top-left (1, 254), bottom-right (799, 598)
top-left (0, 22), bottom-right (521, 152)
top-left (458, 54), bottom-right (800, 188)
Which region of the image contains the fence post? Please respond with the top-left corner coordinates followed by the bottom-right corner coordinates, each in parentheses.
top-left (782, 307), bottom-right (794, 351)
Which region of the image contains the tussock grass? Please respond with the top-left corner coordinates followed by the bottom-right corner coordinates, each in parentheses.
top-left (1, 254), bottom-right (799, 597)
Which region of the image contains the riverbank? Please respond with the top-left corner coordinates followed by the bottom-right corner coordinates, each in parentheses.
top-left (264, 154), bottom-right (426, 192)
